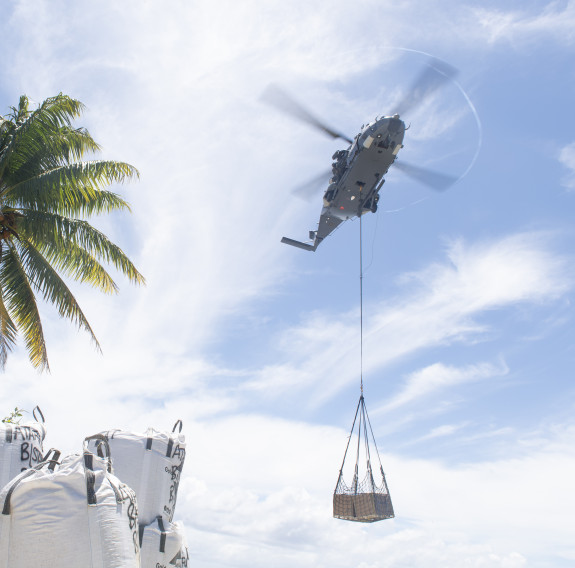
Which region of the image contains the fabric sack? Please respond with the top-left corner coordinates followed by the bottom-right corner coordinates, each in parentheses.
top-left (0, 406), bottom-right (46, 491)
top-left (0, 440), bottom-right (140, 568)
top-left (89, 420), bottom-right (186, 525)
top-left (139, 515), bottom-right (189, 568)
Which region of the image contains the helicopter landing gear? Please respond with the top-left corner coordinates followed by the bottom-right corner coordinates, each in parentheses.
top-left (363, 194), bottom-right (379, 213)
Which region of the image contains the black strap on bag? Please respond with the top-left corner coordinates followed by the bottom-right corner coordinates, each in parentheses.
top-left (83, 435), bottom-right (126, 505)
top-left (83, 453), bottom-right (98, 505)
top-left (165, 420), bottom-right (183, 457)
top-left (2, 467), bottom-right (38, 515)
top-left (2, 450), bottom-right (62, 515)
top-left (84, 435), bottom-right (108, 505)
top-left (4, 424), bottom-right (12, 443)
top-left (157, 516), bottom-right (167, 553)
top-left (139, 524), bottom-right (145, 548)
top-left (138, 515), bottom-right (167, 552)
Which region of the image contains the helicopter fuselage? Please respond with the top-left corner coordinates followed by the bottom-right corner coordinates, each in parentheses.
top-left (282, 115), bottom-right (405, 251)
top-left (326, 115), bottom-right (405, 219)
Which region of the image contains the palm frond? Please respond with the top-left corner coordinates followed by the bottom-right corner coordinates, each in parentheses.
top-left (6, 127), bottom-right (103, 184)
top-left (16, 240), bottom-right (102, 351)
top-left (4, 160), bottom-right (138, 215)
top-left (19, 211), bottom-right (145, 288)
top-left (36, 239), bottom-right (119, 294)
top-left (0, 243), bottom-right (49, 371)
top-left (0, 279), bottom-right (18, 370)
top-left (46, 126), bottom-right (102, 162)
top-left (0, 94), bottom-right (85, 180)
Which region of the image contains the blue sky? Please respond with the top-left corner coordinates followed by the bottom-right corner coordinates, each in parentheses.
top-left (1, 1), bottom-right (575, 566)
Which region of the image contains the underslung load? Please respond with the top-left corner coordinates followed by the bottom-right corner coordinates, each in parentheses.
top-left (333, 394), bottom-right (394, 523)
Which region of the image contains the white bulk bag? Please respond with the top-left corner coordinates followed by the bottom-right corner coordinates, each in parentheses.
top-left (0, 442), bottom-right (140, 568)
top-left (90, 421), bottom-right (186, 525)
top-left (139, 516), bottom-right (189, 568)
top-left (0, 406), bottom-right (46, 490)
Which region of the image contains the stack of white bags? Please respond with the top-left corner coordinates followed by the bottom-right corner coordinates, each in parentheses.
top-left (0, 409), bottom-right (189, 567)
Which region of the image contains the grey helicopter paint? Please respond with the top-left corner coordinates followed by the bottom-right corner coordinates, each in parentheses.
top-left (262, 57), bottom-right (459, 251)
top-left (283, 115), bottom-right (406, 251)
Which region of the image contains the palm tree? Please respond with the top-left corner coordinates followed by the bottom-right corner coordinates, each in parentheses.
top-left (0, 93), bottom-right (145, 371)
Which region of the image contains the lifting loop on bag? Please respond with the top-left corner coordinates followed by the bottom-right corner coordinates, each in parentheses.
top-left (172, 420), bottom-right (183, 433)
top-left (84, 434), bottom-right (112, 473)
top-left (42, 448), bottom-right (61, 471)
top-left (32, 406), bottom-right (45, 424)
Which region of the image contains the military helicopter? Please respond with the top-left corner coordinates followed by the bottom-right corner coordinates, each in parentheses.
top-left (262, 58), bottom-right (459, 251)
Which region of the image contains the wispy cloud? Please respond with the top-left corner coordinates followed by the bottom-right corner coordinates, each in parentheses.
top-left (473, 2), bottom-right (575, 46)
top-left (379, 361), bottom-right (508, 413)
top-left (247, 232), bottom-right (571, 406)
top-left (559, 141), bottom-right (575, 190)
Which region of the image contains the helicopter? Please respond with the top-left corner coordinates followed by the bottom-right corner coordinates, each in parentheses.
top-left (262, 58), bottom-right (460, 251)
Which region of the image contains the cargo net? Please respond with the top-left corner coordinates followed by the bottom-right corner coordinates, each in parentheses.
top-left (333, 394), bottom-right (394, 523)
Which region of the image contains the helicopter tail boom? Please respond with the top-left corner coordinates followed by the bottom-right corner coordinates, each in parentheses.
top-left (281, 236), bottom-right (319, 251)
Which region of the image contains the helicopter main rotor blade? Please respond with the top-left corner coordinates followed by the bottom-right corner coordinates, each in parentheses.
top-left (394, 57), bottom-right (459, 117)
top-left (292, 169), bottom-right (332, 201)
top-left (261, 84), bottom-right (353, 145)
top-left (394, 160), bottom-right (458, 191)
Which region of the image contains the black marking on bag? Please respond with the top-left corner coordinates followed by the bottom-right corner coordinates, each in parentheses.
top-left (166, 438), bottom-right (173, 458)
top-left (4, 425), bottom-right (12, 443)
top-left (146, 437), bottom-right (153, 450)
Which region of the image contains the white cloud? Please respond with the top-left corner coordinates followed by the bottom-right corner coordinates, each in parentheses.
top-left (173, 415), bottom-right (575, 567)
